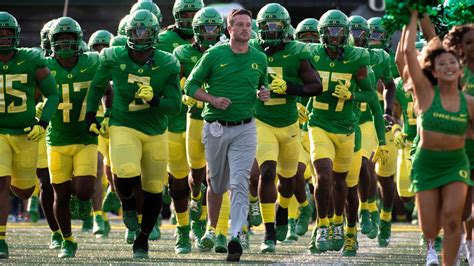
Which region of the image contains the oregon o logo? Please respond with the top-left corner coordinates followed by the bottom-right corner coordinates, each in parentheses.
top-left (251, 63), bottom-right (258, 69)
top-left (459, 170), bottom-right (469, 179)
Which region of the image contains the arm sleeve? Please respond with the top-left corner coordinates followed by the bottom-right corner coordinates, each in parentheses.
top-left (156, 71), bottom-right (182, 115)
top-left (184, 51), bottom-right (212, 97)
top-left (37, 73), bottom-right (59, 122)
top-left (259, 55), bottom-right (268, 87)
top-left (366, 91), bottom-right (386, 145)
top-left (86, 50), bottom-right (112, 113)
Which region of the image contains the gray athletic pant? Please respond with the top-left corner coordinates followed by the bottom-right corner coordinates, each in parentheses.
top-left (202, 119), bottom-right (256, 237)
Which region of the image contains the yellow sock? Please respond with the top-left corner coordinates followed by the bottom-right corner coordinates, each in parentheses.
top-left (249, 193), bottom-right (258, 203)
top-left (192, 190), bottom-right (201, 201)
top-left (216, 191), bottom-right (230, 235)
top-left (334, 214), bottom-right (344, 225)
top-left (360, 200), bottom-right (368, 211)
top-left (242, 225), bottom-right (248, 233)
top-left (300, 200), bottom-right (309, 208)
top-left (288, 196), bottom-right (298, 220)
top-left (318, 217), bottom-right (329, 228)
top-left (345, 225), bottom-right (357, 235)
top-left (199, 205), bottom-right (207, 221)
top-left (63, 234), bottom-right (75, 242)
top-left (137, 214), bottom-right (142, 224)
top-left (0, 225), bottom-right (6, 240)
top-left (278, 194), bottom-right (291, 209)
top-left (380, 209), bottom-right (391, 222)
top-left (260, 203), bottom-right (275, 224)
top-left (176, 211), bottom-right (189, 227)
top-left (102, 212), bottom-right (108, 221)
top-left (93, 210), bottom-right (103, 217)
top-left (368, 201), bottom-right (378, 212)
top-left (328, 215), bottom-right (334, 225)
top-left (208, 225), bottom-right (216, 232)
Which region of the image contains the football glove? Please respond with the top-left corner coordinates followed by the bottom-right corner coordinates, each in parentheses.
top-left (372, 145), bottom-right (389, 166)
top-left (182, 95), bottom-right (197, 107)
top-left (391, 124), bottom-right (407, 149)
top-left (86, 112), bottom-right (101, 136)
top-left (269, 74), bottom-right (287, 94)
top-left (137, 84), bottom-right (154, 102)
top-left (35, 102), bottom-right (44, 118)
top-left (180, 77), bottom-right (187, 89)
top-left (331, 80), bottom-right (352, 100)
top-left (24, 121), bottom-right (48, 142)
top-left (100, 117), bottom-right (110, 139)
top-left (297, 102), bottom-right (309, 124)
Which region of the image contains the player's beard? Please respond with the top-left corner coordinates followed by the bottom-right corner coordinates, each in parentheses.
top-left (234, 31), bottom-right (250, 43)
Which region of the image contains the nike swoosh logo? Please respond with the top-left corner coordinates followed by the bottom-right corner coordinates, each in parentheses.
top-left (152, 66), bottom-right (160, 70)
top-left (220, 63), bottom-right (229, 67)
top-left (343, 60), bottom-right (351, 64)
top-left (80, 68), bottom-right (88, 73)
top-left (17, 60), bottom-right (25, 65)
top-left (283, 54), bottom-right (290, 58)
top-left (291, 134), bottom-right (298, 138)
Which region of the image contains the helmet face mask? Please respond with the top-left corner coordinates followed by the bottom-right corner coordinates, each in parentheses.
top-left (350, 29), bottom-right (368, 47)
top-left (49, 17), bottom-right (83, 58)
top-left (173, 0), bottom-right (204, 35)
top-left (318, 10), bottom-right (349, 50)
top-left (297, 32), bottom-right (319, 43)
top-left (126, 10), bottom-right (159, 51)
top-left (294, 18), bottom-right (319, 43)
top-left (367, 17), bottom-right (388, 49)
top-left (321, 26), bottom-right (347, 47)
top-left (0, 12), bottom-right (20, 52)
top-left (192, 7), bottom-right (224, 48)
top-left (256, 3), bottom-right (291, 46)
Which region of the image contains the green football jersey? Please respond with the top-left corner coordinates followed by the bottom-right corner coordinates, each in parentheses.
top-left (462, 66), bottom-right (474, 95)
top-left (307, 44), bottom-right (370, 134)
top-left (185, 43), bottom-right (268, 122)
top-left (156, 29), bottom-right (191, 53)
top-left (395, 77), bottom-right (417, 141)
top-left (173, 44), bottom-right (204, 120)
top-left (0, 48), bottom-right (53, 134)
top-left (46, 52), bottom-right (99, 146)
top-left (251, 40), bottom-right (311, 127)
top-left (358, 48), bottom-right (392, 124)
top-left (87, 46), bottom-right (182, 135)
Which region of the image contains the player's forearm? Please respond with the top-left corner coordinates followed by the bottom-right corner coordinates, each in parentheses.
top-left (86, 85), bottom-right (106, 113)
top-left (192, 88), bottom-right (216, 104)
top-left (369, 96), bottom-right (387, 145)
top-left (102, 84), bottom-right (113, 116)
top-left (286, 82), bottom-right (322, 97)
top-left (383, 80), bottom-right (396, 115)
top-left (37, 74), bottom-right (59, 122)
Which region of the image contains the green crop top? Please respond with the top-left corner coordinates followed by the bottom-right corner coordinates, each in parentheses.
top-left (420, 86), bottom-right (469, 136)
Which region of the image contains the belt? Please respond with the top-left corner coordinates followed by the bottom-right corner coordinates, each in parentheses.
top-left (205, 118), bottom-right (252, 127)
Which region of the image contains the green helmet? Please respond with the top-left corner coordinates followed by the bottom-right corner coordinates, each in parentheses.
top-left (294, 18), bottom-right (319, 43)
top-left (0, 12), bottom-right (20, 51)
top-left (130, 1), bottom-right (163, 25)
top-left (251, 19), bottom-right (258, 32)
top-left (49, 17), bottom-right (83, 58)
top-left (110, 35), bottom-right (127, 47)
top-left (118, 14), bottom-right (130, 36)
top-left (173, 0), bottom-right (204, 35)
top-left (88, 30), bottom-right (114, 52)
top-left (192, 7), bottom-right (224, 48)
top-left (126, 10), bottom-right (159, 51)
top-left (348, 15), bottom-right (369, 48)
top-left (40, 19), bottom-right (55, 55)
top-left (367, 17), bottom-right (388, 49)
top-left (318, 9), bottom-right (350, 50)
top-left (256, 3), bottom-right (291, 46)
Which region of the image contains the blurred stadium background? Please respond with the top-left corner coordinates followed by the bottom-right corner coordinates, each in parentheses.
top-left (5, 0), bottom-right (395, 49)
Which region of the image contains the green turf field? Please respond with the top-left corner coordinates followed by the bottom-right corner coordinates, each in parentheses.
top-left (3, 221), bottom-right (469, 265)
